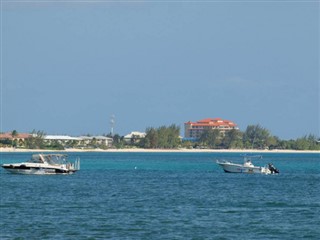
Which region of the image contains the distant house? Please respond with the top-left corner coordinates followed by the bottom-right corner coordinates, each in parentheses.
top-left (124, 131), bottom-right (146, 144)
top-left (0, 132), bottom-right (32, 146)
top-left (0, 132), bottom-right (32, 141)
top-left (78, 136), bottom-right (113, 147)
top-left (45, 135), bottom-right (113, 148)
top-left (44, 135), bottom-right (82, 145)
top-left (184, 118), bottom-right (238, 139)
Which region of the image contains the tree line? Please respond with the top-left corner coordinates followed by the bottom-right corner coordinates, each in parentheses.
top-left (195, 125), bottom-right (319, 150)
top-left (114, 124), bottom-right (319, 151)
top-left (1, 125), bottom-right (319, 150)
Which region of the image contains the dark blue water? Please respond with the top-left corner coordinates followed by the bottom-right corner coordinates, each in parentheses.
top-left (1, 152), bottom-right (319, 239)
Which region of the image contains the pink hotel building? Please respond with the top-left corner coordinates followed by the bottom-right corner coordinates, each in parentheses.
top-left (184, 118), bottom-right (239, 139)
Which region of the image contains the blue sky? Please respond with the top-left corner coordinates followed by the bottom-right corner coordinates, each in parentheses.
top-left (1, 1), bottom-right (319, 139)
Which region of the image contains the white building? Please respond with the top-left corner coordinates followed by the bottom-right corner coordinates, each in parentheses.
top-left (44, 135), bottom-right (82, 144)
top-left (78, 136), bottom-right (113, 147)
top-left (124, 132), bottom-right (146, 144)
top-left (44, 135), bottom-right (113, 148)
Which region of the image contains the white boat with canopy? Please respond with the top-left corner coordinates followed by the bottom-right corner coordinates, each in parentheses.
top-left (216, 155), bottom-right (279, 174)
top-left (2, 154), bottom-right (80, 175)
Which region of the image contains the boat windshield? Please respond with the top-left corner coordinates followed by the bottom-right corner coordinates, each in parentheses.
top-left (29, 154), bottom-right (68, 165)
top-left (28, 154), bottom-right (45, 163)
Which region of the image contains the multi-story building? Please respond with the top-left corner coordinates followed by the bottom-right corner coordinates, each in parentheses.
top-left (184, 118), bottom-right (238, 139)
top-left (0, 132), bottom-right (32, 147)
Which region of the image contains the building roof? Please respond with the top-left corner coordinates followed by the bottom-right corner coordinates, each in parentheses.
top-left (45, 135), bottom-right (82, 141)
top-left (78, 136), bottom-right (113, 141)
top-left (91, 136), bottom-right (113, 140)
top-left (185, 118), bottom-right (237, 127)
top-left (124, 132), bottom-right (146, 139)
top-left (0, 132), bottom-right (32, 140)
top-left (46, 135), bottom-right (113, 141)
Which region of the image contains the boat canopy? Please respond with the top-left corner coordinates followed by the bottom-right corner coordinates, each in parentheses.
top-left (29, 154), bottom-right (68, 165)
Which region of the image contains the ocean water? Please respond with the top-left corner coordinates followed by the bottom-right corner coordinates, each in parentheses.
top-left (0, 152), bottom-right (319, 239)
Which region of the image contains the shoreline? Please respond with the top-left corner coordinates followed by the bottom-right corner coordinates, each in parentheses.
top-left (0, 147), bottom-right (319, 154)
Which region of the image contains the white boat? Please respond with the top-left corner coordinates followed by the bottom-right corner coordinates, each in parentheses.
top-left (1, 154), bottom-right (80, 175)
top-left (216, 155), bottom-right (279, 174)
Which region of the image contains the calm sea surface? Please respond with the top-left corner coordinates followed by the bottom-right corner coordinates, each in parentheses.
top-left (0, 152), bottom-right (319, 239)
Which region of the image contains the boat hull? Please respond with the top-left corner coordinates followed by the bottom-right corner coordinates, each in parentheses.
top-left (1, 154), bottom-right (80, 175)
top-left (217, 162), bottom-right (271, 174)
top-left (2, 165), bottom-right (76, 175)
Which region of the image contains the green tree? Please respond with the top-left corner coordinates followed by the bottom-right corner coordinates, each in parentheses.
top-left (112, 134), bottom-right (125, 149)
top-left (167, 124), bottom-right (181, 148)
top-left (11, 130), bottom-right (18, 138)
top-left (48, 140), bottom-right (64, 150)
top-left (222, 129), bottom-right (242, 149)
top-left (243, 124), bottom-right (271, 149)
top-left (157, 126), bottom-right (168, 148)
top-left (181, 141), bottom-right (193, 149)
top-left (142, 125), bottom-right (180, 149)
top-left (10, 130), bottom-right (18, 147)
top-left (306, 134), bottom-right (320, 150)
top-left (25, 130), bottom-right (46, 149)
top-left (144, 127), bottom-right (158, 148)
top-left (199, 129), bottom-right (221, 148)
top-left (265, 136), bottom-right (279, 149)
top-left (293, 134), bottom-right (320, 150)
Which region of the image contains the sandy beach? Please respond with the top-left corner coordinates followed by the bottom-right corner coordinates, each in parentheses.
top-left (0, 147), bottom-right (319, 154)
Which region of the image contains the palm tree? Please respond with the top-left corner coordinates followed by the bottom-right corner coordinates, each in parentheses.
top-left (11, 130), bottom-right (18, 148)
top-left (11, 130), bottom-right (18, 138)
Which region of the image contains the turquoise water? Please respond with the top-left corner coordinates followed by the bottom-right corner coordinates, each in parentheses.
top-left (0, 152), bottom-right (319, 239)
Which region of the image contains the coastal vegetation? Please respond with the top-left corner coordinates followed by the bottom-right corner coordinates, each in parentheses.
top-left (24, 130), bottom-right (48, 149)
top-left (140, 125), bottom-right (181, 149)
top-left (122, 124), bottom-right (319, 150)
top-left (189, 125), bottom-right (319, 151)
top-left (0, 125), bottom-right (319, 151)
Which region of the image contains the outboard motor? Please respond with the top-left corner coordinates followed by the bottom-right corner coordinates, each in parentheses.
top-left (268, 163), bottom-right (279, 174)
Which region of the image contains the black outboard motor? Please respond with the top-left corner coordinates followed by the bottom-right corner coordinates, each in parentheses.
top-left (268, 163), bottom-right (279, 174)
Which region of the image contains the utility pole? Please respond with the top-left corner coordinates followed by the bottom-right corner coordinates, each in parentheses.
top-left (110, 114), bottom-right (115, 137)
